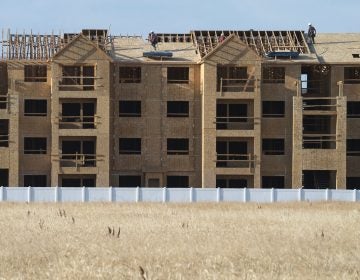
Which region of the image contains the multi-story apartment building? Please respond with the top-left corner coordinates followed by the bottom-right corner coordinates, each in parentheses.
top-left (1, 29), bottom-right (360, 188)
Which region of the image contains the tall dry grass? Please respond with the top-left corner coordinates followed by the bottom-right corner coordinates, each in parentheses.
top-left (0, 202), bottom-right (359, 279)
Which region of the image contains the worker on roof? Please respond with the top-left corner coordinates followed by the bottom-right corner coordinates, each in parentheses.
top-left (148, 31), bottom-right (158, 50)
top-left (308, 23), bottom-right (316, 44)
top-left (219, 32), bottom-right (225, 43)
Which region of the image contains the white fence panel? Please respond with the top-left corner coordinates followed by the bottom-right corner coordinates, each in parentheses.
top-left (87, 188), bottom-right (110, 202)
top-left (60, 188), bottom-right (83, 202)
top-left (303, 189), bottom-right (326, 201)
top-left (222, 188), bottom-right (245, 202)
top-left (194, 189), bottom-right (217, 202)
top-left (140, 188), bottom-right (163, 202)
top-left (5, 187), bottom-right (28, 202)
top-left (330, 190), bottom-right (354, 202)
top-left (32, 187), bottom-right (55, 202)
top-left (248, 189), bottom-right (272, 203)
top-left (276, 189), bottom-right (299, 202)
top-left (113, 188), bottom-right (137, 202)
top-left (167, 188), bottom-right (190, 202)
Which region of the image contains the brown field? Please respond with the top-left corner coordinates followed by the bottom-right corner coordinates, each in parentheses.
top-left (0, 202), bottom-right (360, 279)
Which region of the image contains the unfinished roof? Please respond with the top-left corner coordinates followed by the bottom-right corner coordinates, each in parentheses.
top-left (110, 35), bottom-right (199, 62)
top-left (312, 33), bottom-right (360, 63)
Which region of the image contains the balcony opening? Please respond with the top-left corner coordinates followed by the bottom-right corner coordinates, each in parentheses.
top-left (167, 67), bottom-right (189, 84)
top-left (119, 175), bottom-right (142, 187)
top-left (301, 65), bottom-right (331, 96)
top-left (60, 101), bottom-right (96, 129)
top-left (61, 175), bottom-right (96, 187)
top-left (216, 176), bottom-right (248, 188)
top-left (216, 102), bottom-right (252, 129)
top-left (303, 115), bottom-right (335, 149)
top-left (262, 66), bottom-right (285, 84)
top-left (119, 138), bottom-right (141, 154)
top-left (216, 140), bottom-right (251, 168)
top-left (24, 175), bottom-right (47, 187)
top-left (167, 176), bottom-right (189, 188)
top-left (119, 67), bottom-right (141, 83)
top-left (167, 101), bottom-right (189, 117)
top-left (61, 138), bottom-right (96, 167)
top-left (347, 139), bottom-right (360, 156)
top-left (262, 139), bottom-right (285, 155)
top-left (59, 65), bottom-right (95, 91)
top-left (24, 137), bottom-right (47, 154)
top-left (346, 177), bottom-right (360, 189)
top-left (167, 138), bottom-right (189, 155)
top-left (24, 99), bottom-right (47, 117)
top-left (262, 176), bottom-right (284, 188)
top-left (262, 101), bottom-right (285, 118)
top-left (119, 101), bottom-right (141, 117)
top-left (347, 101), bottom-right (360, 118)
top-left (217, 65), bottom-right (253, 92)
top-left (0, 169), bottom-right (9, 186)
top-left (24, 65), bottom-right (47, 82)
top-left (0, 119), bottom-right (9, 147)
top-left (302, 170), bottom-right (336, 189)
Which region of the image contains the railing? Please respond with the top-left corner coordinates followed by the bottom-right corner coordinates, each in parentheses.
top-left (216, 153), bottom-right (254, 168)
top-left (59, 153), bottom-right (97, 167)
top-left (0, 134), bottom-right (9, 146)
top-left (57, 76), bottom-right (100, 91)
top-left (302, 97), bottom-right (337, 111)
top-left (167, 150), bottom-right (189, 155)
top-left (303, 134), bottom-right (336, 149)
top-left (58, 115), bottom-right (98, 129)
top-left (219, 78), bottom-right (256, 93)
top-left (0, 95), bottom-right (9, 109)
top-left (1, 187), bottom-right (358, 203)
top-left (215, 117), bottom-right (255, 130)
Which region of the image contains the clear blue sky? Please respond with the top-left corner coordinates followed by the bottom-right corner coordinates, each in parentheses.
top-left (1, 0), bottom-right (359, 37)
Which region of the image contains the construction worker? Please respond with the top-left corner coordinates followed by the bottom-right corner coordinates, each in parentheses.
top-left (219, 32), bottom-right (225, 43)
top-left (148, 31), bottom-right (158, 50)
top-left (308, 23), bottom-right (316, 44)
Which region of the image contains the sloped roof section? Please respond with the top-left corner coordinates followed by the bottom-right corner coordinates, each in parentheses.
top-left (191, 30), bottom-right (310, 58)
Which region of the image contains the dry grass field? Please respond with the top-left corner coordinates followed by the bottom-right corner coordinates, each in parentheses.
top-left (0, 202), bottom-right (360, 279)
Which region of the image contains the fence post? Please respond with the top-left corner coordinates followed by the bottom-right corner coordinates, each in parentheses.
top-left (27, 186), bottom-right (32, 203)
top-left (243, 187), bottom-right (247, 202)
top-left (136, 187), bottom-right (140, 202)
top-left (354, 189), bottom-right (357, 202)
top-left (216, 187), bottom-right (221, 202)
top-left (325, 188), bottom-right (329, 201)
top-left (109, 186), bottom-right (113, 202)
top-left (271, 188), bottom-right (275, 203)
top-left (0, 186), bottom-right (3, 202)
top-left (298, 188), bottom-right (303, 201)
top-left (162, 187), bottom-right (167, 203)
top-left (189, 187), bottom-right (193, 202)
top-left (82, 186), bottom-right (86, 202)
top-left (54, 186), bottom-right (58, 202)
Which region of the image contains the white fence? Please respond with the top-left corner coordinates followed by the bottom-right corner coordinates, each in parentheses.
top-left (0, 187), bottom-right (359, 203)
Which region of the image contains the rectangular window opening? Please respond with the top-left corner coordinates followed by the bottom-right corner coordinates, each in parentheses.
top-left (262, 67), bottom-right (285, 83)
top-left (61, 176), bottom-right (96, 187)
top-left (344, 67), bottom-right (360, 84)
top-left (119, 175), bottom-right (142, 187)
top-left (262, 176), bottom-right (284, 188)
top-left (167, 101), bottom-right (189, 117)
top-left (262, 139), bottom-right (285, 155)
top-left (262, 101), bottom-right (285, 118)
top-left (119, 101), bottom-right (141, 117)
top-left (347, 139), bottom-right (360, 156)
top-left (24, 65), bottom-right (47, 82)
top-left (347, 101), bottom-right (360, 118)
top-left (24, 175), bottom-right (47, 187)
top-left (0, 119), bottom-right (9, 147)
top-left (60, 65), bottom-right (95, 90)
top-left (167, 138), bottom-right (189, 155)
top-left (24, 137), bottom-right (47, 154)
top-left (60, 101), bottom-right (96, 129)
top-left (119, 67), bottom-right (141, 83)
top-left (119, 138), bottom-right (141, 154)
top-left (0, 169), bottom-right (9, 187)
top-left (24, 100), bottom-right (47, 116)
top-left (61, 139), bottom-right (96, 167)
top-left (166, 176), bottom-right (189, 188)
top-left (167, 67), bottom-right (189, 84)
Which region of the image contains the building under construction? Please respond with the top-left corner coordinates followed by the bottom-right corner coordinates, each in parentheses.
top-left (1, 28), bottom-right (360, 188)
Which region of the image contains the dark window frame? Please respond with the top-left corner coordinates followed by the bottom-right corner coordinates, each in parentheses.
top-left (166, 176), bottom-right (189, 188)
top-left (24, 65), bottom-right (47, 82)
top-left (60, 65), bottom-right (95, 91)
top-left (24, 137), bottom-right (47, 155)
top-left (262, 101), bottom-right (285, 118)
top-left (167, 67), bottom-right (189, 84)
top-left (167, 101), bottom-right (189, 117)
top-left (24, 99), bottom-right (47, 117)
top-left (262, 138), bottom-right (285, 155)
top-left (24, 175), bottom-right (47, 187)
top-left (0, 119), bottom-right (9, 147)
top-left (347, 101), bottom-right (360, 118)
top-left (344, 67), bottom-right (360, 84)
top-left (119, 175), bottom-right (142, 187)
top-left (119, 138), bottom-right (141, 154)
top-left (119, 101), bottom-right (141, 117)
top-left (262, 176), bottom-right (285, 188)
top-left (167, 138), bottom-right (189, 155)
top-left (347, 139), bottom-right (360, 156)
top-left (119, 67), bottom-right (141, 83)
top-left (262, 67), bottom-right (285, 84)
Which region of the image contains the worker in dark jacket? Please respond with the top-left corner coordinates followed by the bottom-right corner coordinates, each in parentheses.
top-left (308, 23), bottom-right (316, 44)
top-left (148, 31), bottom-right (158, 50)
